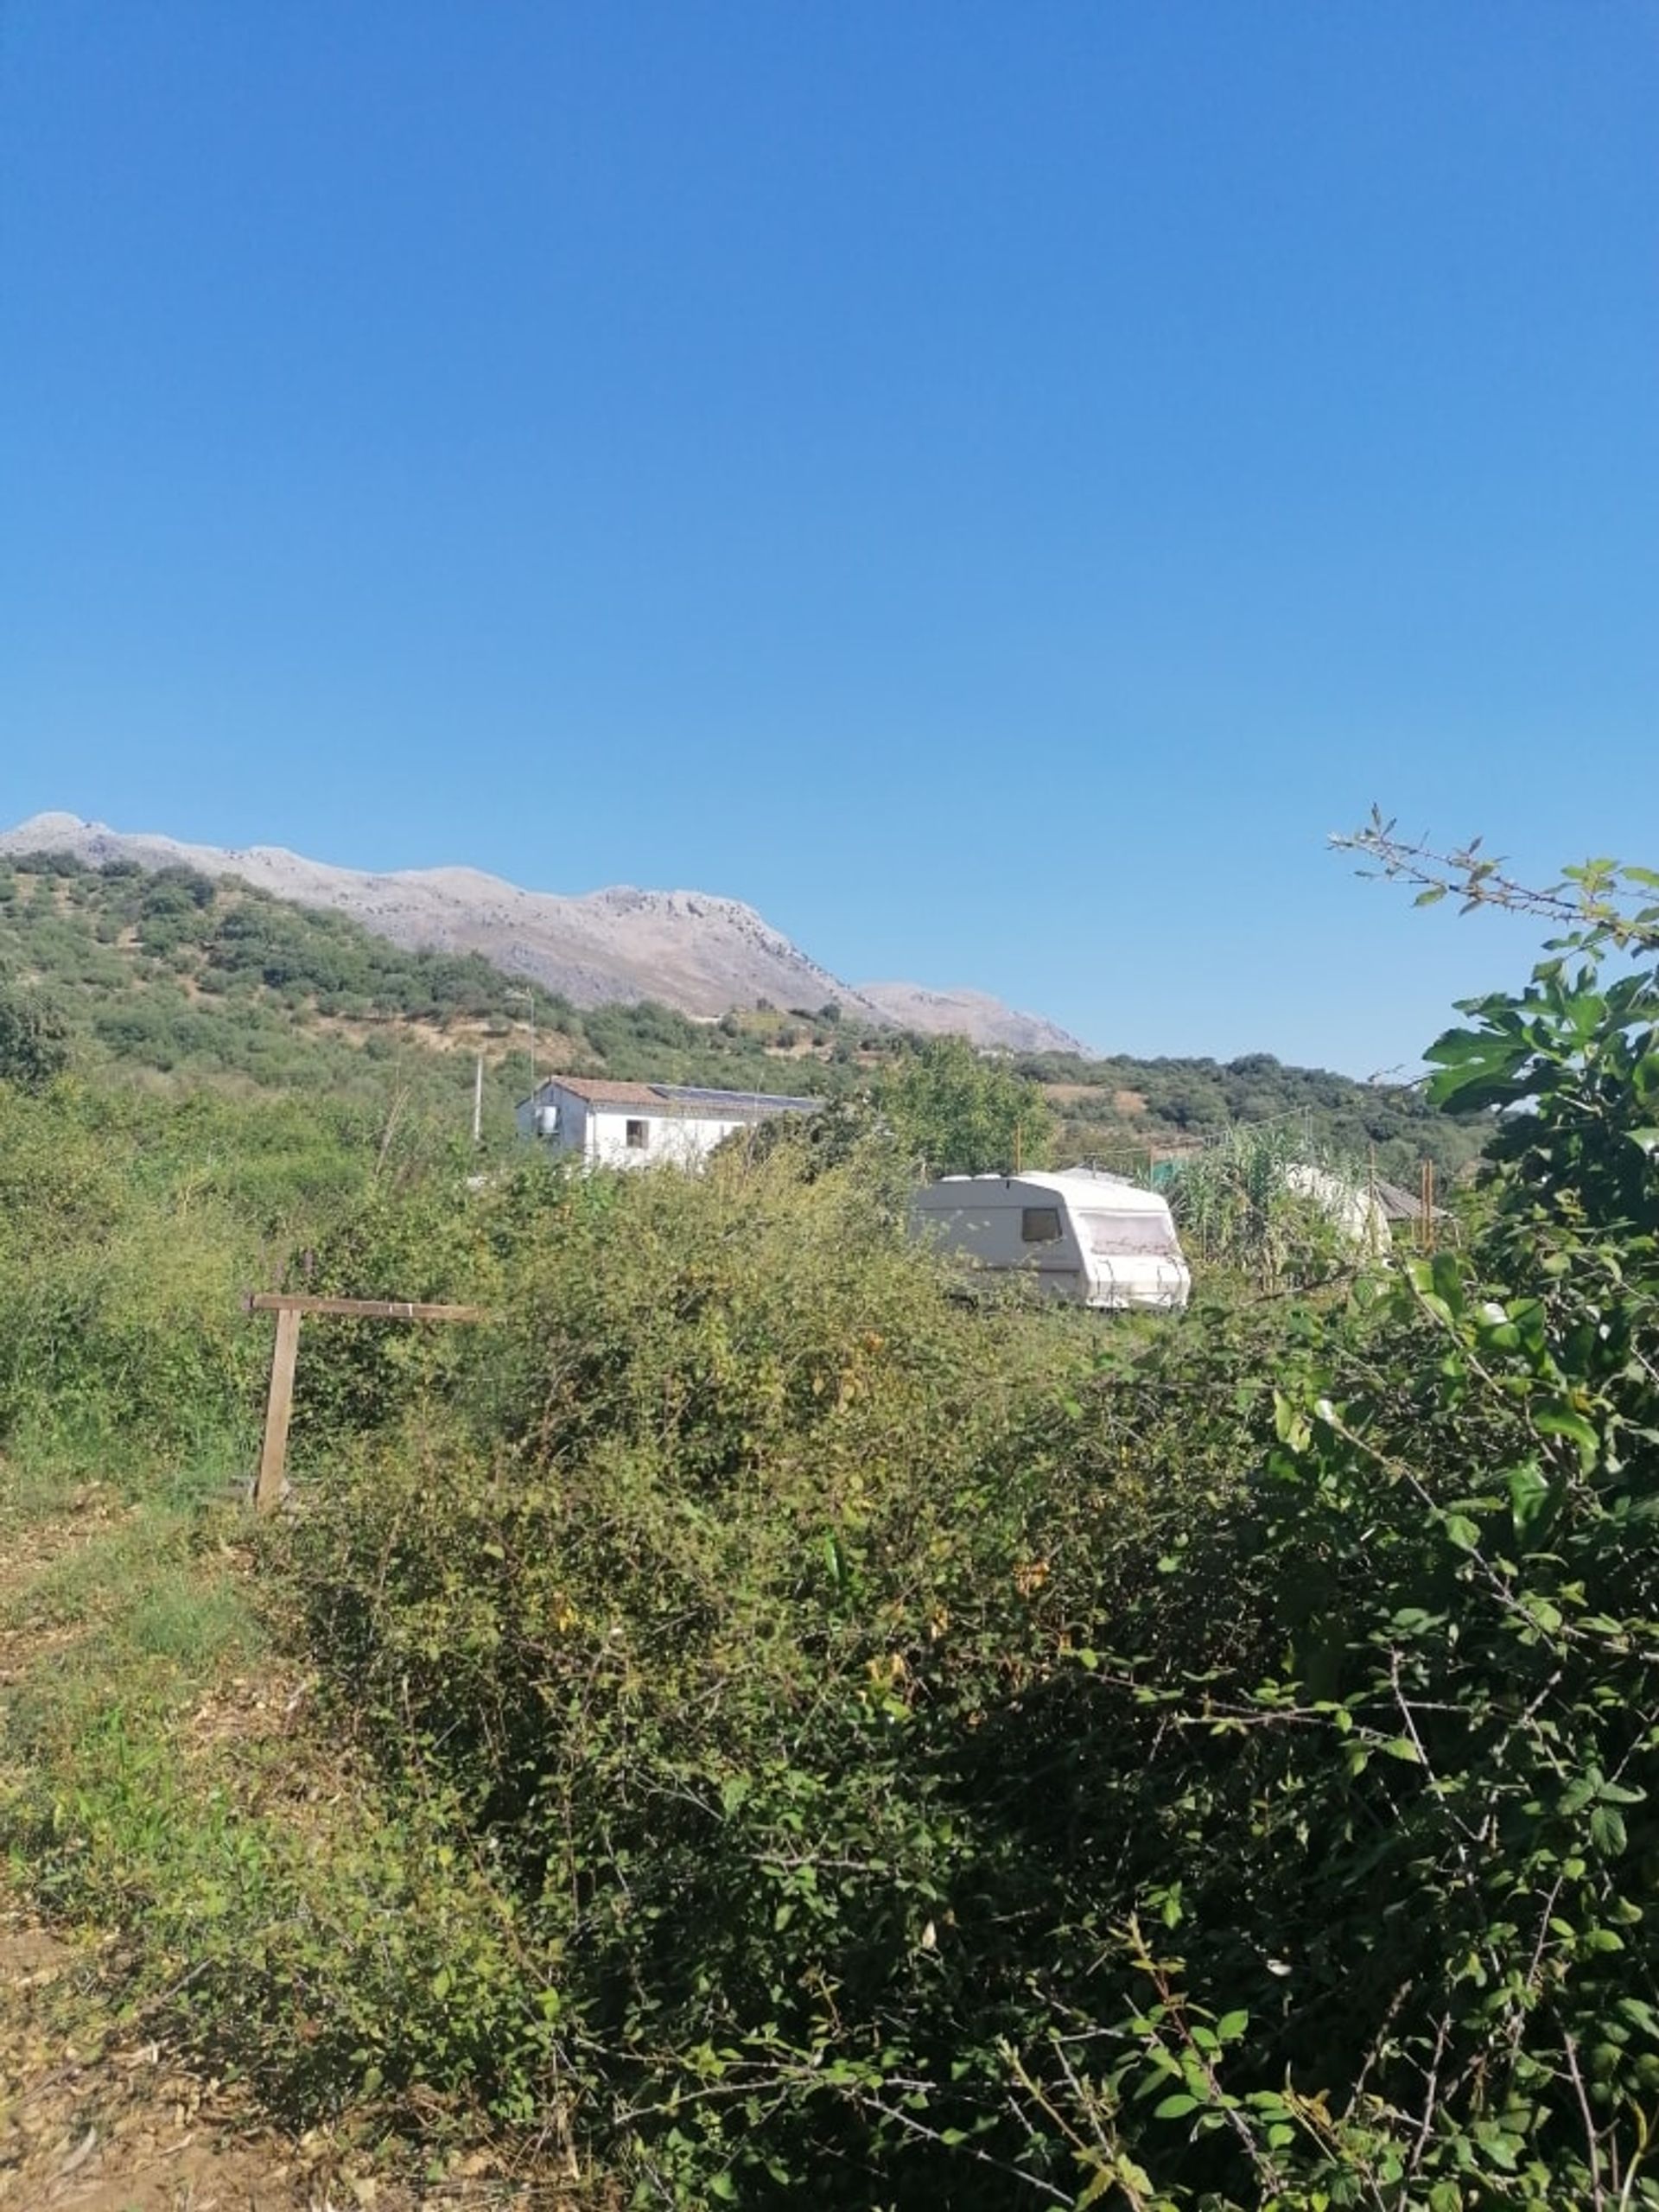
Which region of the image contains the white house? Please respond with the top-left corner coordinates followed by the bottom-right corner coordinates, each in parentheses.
top-left (516, 1075), bottom-right (821, 1171)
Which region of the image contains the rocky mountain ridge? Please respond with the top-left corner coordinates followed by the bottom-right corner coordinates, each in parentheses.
top-left (0, 815), bottom-right (1090, 1055)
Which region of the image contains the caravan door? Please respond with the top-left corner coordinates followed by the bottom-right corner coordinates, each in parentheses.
top-left (1071, 1200), bottom-right (1191, 1310)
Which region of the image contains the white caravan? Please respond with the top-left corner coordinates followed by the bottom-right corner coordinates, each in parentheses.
top-left (910, 1169), bottom-right (1192, 1312)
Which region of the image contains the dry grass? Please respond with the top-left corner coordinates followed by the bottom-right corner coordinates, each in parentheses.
top-left (0, 1479), bottom-right (600, 2212)
top-left (0, 1491), bottom-right (351, 2209)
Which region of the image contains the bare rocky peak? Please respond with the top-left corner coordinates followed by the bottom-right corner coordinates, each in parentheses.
top-left (0, 813), bottom-right (1088, 1050)
top-left (856, 982), bottom-right (1088, 1057)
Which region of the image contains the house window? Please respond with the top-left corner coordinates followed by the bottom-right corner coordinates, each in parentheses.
top-left (626, 1118), bottom-right (649, 1149)
top-left (1021, 1206), bottom-right (1062, 1244)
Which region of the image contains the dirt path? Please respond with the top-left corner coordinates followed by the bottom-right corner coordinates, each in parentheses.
top-left (0, 1901), bottom-right (353, 2210)
top-left (0, 1478), bottom-right (594, 2211)
top-left (0, 1482), bottom-right (385, 2209)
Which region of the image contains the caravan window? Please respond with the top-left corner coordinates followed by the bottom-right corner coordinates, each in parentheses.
top-left (1021, 1206), bottom-right (1063, 1244)
top-left (1080, 1211), bottom-right (1178, 1256)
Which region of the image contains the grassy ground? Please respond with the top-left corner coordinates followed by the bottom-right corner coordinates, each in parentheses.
top-left (0, 1447), bottom-right (594, 2208)
top-left (0, 1455), bottom-right (325, 2208)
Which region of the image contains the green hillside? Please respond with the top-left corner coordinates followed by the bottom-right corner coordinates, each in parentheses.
top-left (1023, 1042), bottom-right (1487, 1183)
top-left (0, 849), bottom-right (1482, 1182)
top-left (0, 849), bottom-right (862, 1126)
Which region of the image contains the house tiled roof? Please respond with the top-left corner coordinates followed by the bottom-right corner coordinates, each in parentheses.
top-left (543, 1076), bottom-right (673, 1108)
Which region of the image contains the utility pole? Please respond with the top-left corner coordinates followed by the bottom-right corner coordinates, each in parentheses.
top-left (473, 1051), bottom-right (485, 1146)
top-left (508, 987), bottom-right (536, 1105)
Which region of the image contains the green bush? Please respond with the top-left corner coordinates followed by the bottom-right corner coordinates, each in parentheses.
top-left (288, 1151), bottom-right (1121, 2193)
top-left (0, 973), bottom-right (70, 1090)
top-left (279, 861), bottom-right (1659, 2206)
top-left (0, 1080), bottom-right (448, 1475)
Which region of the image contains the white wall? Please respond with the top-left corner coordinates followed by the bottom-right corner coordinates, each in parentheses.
top-left (519, 1085), bottom-right (793, 1172)
top-left (587, 1107), bottom-right (753, 1170)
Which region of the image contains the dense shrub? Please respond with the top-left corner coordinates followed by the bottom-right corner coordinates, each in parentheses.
top-left (281, 867), bottom-right (1659, 2207)
top-left (289, 1151), bottom-right (1139, 2194)
top-left (0, 1081), bottom-right (446, 1473)
top-left (0, 973), bottom-right (70, 1090)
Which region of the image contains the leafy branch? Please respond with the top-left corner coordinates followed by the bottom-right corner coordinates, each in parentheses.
top-left (1333, 808), bottom-right (1659, 954)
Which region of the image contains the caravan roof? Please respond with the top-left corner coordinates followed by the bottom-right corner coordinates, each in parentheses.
top-left (925, 1170), bottom-right (1173, 1214)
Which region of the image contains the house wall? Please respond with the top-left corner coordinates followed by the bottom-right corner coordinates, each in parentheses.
top-left (515, 1090), bottom-right (591, 1153)
top-left (518, 1084), bottom-right (801, 1172)
top-left (588, 1108), bottom-right (752, 1170)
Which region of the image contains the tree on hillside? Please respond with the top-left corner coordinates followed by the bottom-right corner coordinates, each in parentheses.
top-left (0, 976), bottom-right (70, 1090)
top-left (874, 1033), bottom-right (1052, 1175)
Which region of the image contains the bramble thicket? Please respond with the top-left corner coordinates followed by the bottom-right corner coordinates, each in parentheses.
top-left (3, 837), bottom-right (1657, 2207)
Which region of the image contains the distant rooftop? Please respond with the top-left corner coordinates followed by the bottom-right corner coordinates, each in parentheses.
top-left (1371, 1173), bottom-right (1450, 1222)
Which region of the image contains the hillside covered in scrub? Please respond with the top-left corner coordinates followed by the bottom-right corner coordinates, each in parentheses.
top-left (0, 847), bottom-right (1482, 1182)
top-left (0, 809), bottom-right (1091, 1052)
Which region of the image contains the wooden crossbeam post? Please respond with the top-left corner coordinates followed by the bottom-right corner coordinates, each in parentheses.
top-left (245, 1294), bottom-right (492, 1324)
top-left (255, 1305), bottom-right (302, 1511)
top-left (244, 1292), bottom-right (493, 1511)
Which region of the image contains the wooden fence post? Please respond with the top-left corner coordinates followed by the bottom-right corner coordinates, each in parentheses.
top-left (243, 1292), bottom-right (493, 1513)
top-left (255, 1306), bottom-right (302, 1511)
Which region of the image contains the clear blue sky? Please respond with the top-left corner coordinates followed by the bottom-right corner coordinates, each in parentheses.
top-left (3, 2), bottom-right (1654, 1072)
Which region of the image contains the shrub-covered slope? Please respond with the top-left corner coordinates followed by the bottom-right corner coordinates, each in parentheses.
top-left (0, 849), bottom-right (1481, 1182)
top-left (0, 849), bottom-right (861, 1117)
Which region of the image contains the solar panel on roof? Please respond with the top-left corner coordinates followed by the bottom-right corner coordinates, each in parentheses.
top-left (655, 1085), bottom-right (823, 1111)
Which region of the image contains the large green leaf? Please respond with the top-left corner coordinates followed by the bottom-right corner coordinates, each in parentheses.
top-left (1424, 1025), bottom-right (1533, 1109)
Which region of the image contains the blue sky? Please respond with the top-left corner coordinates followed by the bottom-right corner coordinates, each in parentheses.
top-left (3, 2), bottom-right (1654, 1072)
